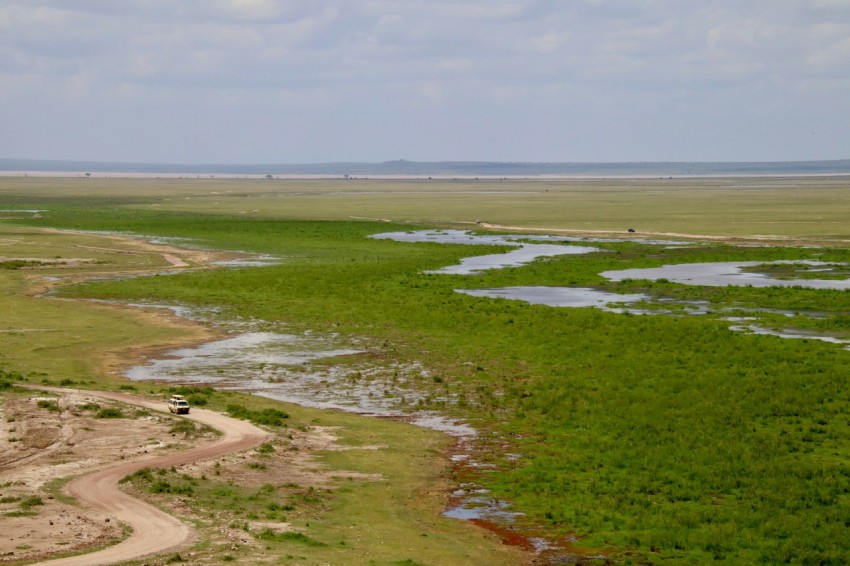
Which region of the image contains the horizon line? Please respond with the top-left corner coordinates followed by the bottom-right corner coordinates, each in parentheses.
top-left (3, 157), bottom-right (850, 167)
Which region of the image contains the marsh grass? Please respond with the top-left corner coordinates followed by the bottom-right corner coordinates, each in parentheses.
top-left (54, 214), bottom-right (850, 562)
top-left (746, 264), bottom-right (850, 282)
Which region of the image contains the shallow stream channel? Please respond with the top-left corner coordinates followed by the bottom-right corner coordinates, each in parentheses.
top-left (121, 302), bottom-right (568, 556)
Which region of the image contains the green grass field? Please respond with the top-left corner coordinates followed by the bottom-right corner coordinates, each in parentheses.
top-left (2, 175), bottom-right (850, 563)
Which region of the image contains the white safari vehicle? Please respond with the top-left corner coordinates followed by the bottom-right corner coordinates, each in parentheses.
top-left (168, 394), bottom-right (190, 414)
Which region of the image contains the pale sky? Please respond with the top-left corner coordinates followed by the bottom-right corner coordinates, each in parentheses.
top-left (2, 1), bottom-right (849, 164)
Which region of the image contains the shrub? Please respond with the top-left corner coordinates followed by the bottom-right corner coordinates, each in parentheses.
top-left (256, 442), bottom-right (275, 454)
top-left (95, 407), bottom-right (124, 418)
top-left (255, 528), bottom-right (327, 547)
top-left (19, 496), bottom-right (44, 509)
top-left (169, 419), bottom-right (197, 436)
top-left (120, 468), bottom-right (154, 484)
top-left (226, 404), bottom-right (289, 427)
top-left (0, 260), bottom-right (42, 270)
top-left (168, 385), bottom-right (214, 397)
top-left (0, 369), bottom-right (25, 382)
top-left (36, 400), bottom-right (60, 412)
top-left (150, 480), bottom-right (194, 496)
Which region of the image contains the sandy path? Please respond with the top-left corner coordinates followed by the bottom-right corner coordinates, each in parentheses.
top-left (163, 253), bottom-right (189, 267)
top-left (31, 389), bottom-right (271, 566)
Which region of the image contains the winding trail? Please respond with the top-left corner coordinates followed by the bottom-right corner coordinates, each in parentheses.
top-left (32, 388), bottom-right (271, 566)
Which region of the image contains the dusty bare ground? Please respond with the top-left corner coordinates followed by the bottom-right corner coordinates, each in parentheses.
top-left (0, 388), bottom-right (380, 565)
top-left (0, 390), bottom-right (197, 563)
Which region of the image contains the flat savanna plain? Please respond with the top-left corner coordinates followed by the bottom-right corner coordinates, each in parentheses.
top-left (2, 175), bottom-right (850, 564)
top-left (4, 175), bottom-right (850, 240)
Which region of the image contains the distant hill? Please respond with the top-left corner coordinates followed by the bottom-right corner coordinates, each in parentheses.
top-left (2, 158), bottom-right (850, 177)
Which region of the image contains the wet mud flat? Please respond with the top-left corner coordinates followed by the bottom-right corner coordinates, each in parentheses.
top-left (602, 259), bottom-right (850, 290)
top-left (125, 314), bottom-right (467, 431)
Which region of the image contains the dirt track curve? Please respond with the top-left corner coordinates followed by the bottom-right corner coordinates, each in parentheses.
top-left (31, 388), bottom-right (271, 566)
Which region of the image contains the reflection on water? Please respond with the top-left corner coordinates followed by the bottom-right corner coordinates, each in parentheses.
top-left (372, 229), bottom-right (598, 274)
top-left (726, 319), bottom-right (850, 348)
top-left (125, 318), bottom-right (474, 436)
top-left (384, 231), bottom-right (850, 347)
top-left (212, 255), bottom-right (282, 268)
top-left (457, 286), bottom-right (649, 312)
top-left (126, 332), bottom-right (362, 378)
top-left (431, 244), bottom-right (595, 275)
top-left (602, 260), bottom-right (850, 290)
top-left (443, 486), bottom-right (521, 522)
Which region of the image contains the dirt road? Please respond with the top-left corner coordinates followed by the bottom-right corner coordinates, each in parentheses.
top-left (32, 389), bottom-right (271, 566)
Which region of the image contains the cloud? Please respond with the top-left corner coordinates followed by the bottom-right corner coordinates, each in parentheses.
top-left (807, 35), bottom-right (850, 73)
top-left (1, 0), bottom-right (848, 162)
top-left (212, 0), bottom-right (283, 21)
